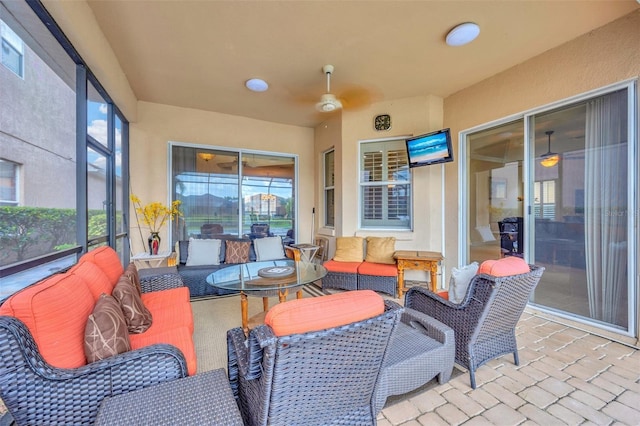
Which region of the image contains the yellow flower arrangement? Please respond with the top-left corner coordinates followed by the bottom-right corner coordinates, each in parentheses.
top-left (130, 195), bottom-right (182, 233)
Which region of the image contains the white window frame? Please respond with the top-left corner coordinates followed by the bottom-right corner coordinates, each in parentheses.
top-left (358, 137), bottom-right (412, 230)
top-left (1, 20), bottom-right (25, 78)
top-left (323, 148), bottom-right (335, 228)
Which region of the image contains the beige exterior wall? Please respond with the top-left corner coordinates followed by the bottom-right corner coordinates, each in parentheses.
top-left (442, 10), bottom-right (640, 277)
top-left (129, 101), bottom-right (314, 254)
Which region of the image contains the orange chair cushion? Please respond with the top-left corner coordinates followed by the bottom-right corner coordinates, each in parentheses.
top-left (323, 260), bottom-right (361, 274)
top-left (265, 290), bottom-right (385, 336)
top-left (129, 326), bottom-right (197, 376)
top-left (68, 260), bottom-right (113, 301)
top-left (78, 246), bottom-right (124, 286)
top-left (478, 256), bottom-right (530, 277)
top-left (357, 261), bottom-right (398, 277)
top-left (0, 274), bottom-right (94, 369)
top-left (436, 290), bottom-right (449, 300)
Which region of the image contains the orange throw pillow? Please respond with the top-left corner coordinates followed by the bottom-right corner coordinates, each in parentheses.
top-left (478, 257), bottom-right (529, 277)
top-left (265, 290), bottom-right (384, 336)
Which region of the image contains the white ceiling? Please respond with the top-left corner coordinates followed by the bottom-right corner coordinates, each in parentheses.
top-left (86, 0), bottom-right (639, 128)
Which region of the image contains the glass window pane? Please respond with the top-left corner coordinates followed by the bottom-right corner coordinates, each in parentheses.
top-left (324, 150), bottom-right (334, 187)
top-left (88, 82), bottom-right (108, 147)
top-left (241, 153), bottom-right (294, 240)
top-left (88, 147), bottom-right (107, 240)
top-left (115, 115), bottom-right (124, 233)
top-left (0, 9), bottom-right (77, 273)
top-left (465, 121), bottom-right (524, 263)
top-left (360, 139), bottom-right (410, 229)
top-left (531, 89), bottom-right (629, 330)
top-left (325, 188), bottom-right (334, 227)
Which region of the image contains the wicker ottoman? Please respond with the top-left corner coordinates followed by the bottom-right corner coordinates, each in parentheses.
top-left (373, 308), bottom-right (455, 413)
top-left (95, 368), bottom-right (243, 425)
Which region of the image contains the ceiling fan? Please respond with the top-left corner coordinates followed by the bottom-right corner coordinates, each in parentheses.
top-left (316, 65), bottom-right (343, 113)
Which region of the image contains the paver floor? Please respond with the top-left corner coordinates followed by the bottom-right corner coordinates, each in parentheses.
top-left (377, 311), bottom-right (640, 426)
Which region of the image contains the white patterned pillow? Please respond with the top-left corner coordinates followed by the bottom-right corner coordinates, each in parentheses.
top-left (253, 236), bottom-right (285, 261)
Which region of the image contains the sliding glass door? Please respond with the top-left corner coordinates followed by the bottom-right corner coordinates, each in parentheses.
top-left (530, 88), bottom-right (631, 330)
top-left (171, 145), bottom-right (296, 246)
top-left (462, 83), bottom-right (636, 335)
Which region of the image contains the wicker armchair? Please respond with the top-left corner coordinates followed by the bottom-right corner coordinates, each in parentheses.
top-left (405, 265), bottom-right (544, 389)
top-left (227, 300), bottom-right (403, 426)
top-left (0, 273), bottom-right (189, 426)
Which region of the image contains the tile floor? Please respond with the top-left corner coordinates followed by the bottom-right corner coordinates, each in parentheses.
top-left (377, 310), bottom-right (640, 425)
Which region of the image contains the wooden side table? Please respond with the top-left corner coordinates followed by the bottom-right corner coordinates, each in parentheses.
top-left (394, 250), bottom-right (444, 298)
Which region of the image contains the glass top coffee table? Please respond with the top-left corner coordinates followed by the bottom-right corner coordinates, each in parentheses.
top-left (207, 260), bottom-right (327, 333)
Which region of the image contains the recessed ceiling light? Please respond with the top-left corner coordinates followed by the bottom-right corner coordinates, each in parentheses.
top-left (446, 22), bottom-right (480, 46)
top-left (245, 78), bottom-right (269, 92)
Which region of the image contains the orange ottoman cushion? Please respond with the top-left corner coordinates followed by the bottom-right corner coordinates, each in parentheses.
top-left (478, 257), bottom-right (530, 277)
top-left (265, 290), bottom-right (385, 336)
top-left (323, 260), bottom-right (361, 274)
top-left (357, 261), bottom-right (398, 277)
top-left (0, 274), bottom-right (94, 369)
top-left (78, 246), bottom-right (124, 286)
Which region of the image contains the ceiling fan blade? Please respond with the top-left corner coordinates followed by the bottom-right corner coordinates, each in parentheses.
top-left (339, 85), bottom-right (379, 111)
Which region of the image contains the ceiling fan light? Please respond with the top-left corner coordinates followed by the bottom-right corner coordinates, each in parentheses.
top-left (446, 22), bottom-right (480, 46)
top-left (316, 93), bottom-right (342, 112)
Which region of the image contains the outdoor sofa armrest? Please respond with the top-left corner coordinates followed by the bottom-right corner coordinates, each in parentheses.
top-left (139, 266), bottom-right (185, 293)
top-left (0, 316), bottom-right (188, 426)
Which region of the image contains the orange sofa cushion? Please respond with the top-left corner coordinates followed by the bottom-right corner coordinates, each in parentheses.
top-left (357, 261), bottom-right (398, 277)
top-left (142, 288), bottom-right (194, 333)
top-left (0, 273), bottom-right (94, 369)
top-left (265, 290), bottom-right (385, 336)
top-left (78, 246), bottom-right (124, 286)
top-left (68, 260), bottom-right (113, 301)
top-left (323, 259), bottom-right (361, 274)
top-left (478, 256), bottom-right (530, 277)
top-left (129, 325), bottom-right (197, 376)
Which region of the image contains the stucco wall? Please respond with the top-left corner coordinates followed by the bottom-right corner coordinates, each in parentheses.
top-left (129, 101), bottom-right (314, 253)
top-left (442, 10), bottom-right (640, 277)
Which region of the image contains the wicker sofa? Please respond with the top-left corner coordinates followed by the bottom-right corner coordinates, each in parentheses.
top-left (175, 236), bottom-right (299, 298)
top-left (323, 236), bottom-right (398, 297)
top-left (0, 247), bottom-right (194, 425)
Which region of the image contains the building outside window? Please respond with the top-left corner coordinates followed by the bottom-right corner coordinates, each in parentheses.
top-left (323, 148), bottom-right (335, 228)
top-left (359, 139), bottom-right (411, 229)
top-left (1, 19), bottom-right (24, 78)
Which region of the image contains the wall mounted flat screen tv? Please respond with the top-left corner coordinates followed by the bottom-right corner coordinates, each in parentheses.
top-left (405, 128), bottom-right (453, 168)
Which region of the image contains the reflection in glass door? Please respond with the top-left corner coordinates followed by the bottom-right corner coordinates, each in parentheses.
top-left (530, 89), bottom-right (630, 330)
top-left (465, 121), bottom-right (524, 264)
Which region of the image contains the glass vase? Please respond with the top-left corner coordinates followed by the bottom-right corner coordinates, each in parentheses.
top-left (148, 232), bottom-right (161, 255)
